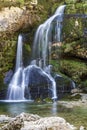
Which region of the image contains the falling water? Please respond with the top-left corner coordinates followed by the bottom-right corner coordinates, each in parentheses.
top-left (32, 5), bottom-right (66, 100)
top-left (7, 5), bottom-right (66, 101)
top-left (7, 35), bottom-right (26, 100)
top-left (15, 35), bottom-right (23, 71)
top-left (33, 5), bottom-right (66, 67)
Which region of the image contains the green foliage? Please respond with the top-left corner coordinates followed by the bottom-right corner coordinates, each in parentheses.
top-left (43, 97), bottom-right (52, 103)
top-left (0, 1), bottom-right (20, 10)
top-left (50, 60), bottom-right (60, 73)
top-left (16, 0), bottom-right (24, 5)
top-left (60, 59), bottom-right (87, 83)
top-left (63, 17), bottom-right (83, 42)
top-left (0, 39), bottom-right (16, 77)
top-left (23, 43), bottom-right (31, 66)
top-left (80, 80), bottom-right (87, 92)
top-left (82, 80), bottom-right (87, 87)
top-left (60, 93), bottom-right (81, 101)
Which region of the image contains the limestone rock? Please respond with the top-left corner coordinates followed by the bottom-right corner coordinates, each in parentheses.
top-left (80, 126), bottom-right (85, 130)
top-left (21, 117), bottom-right (76, 130)
top-left (71, 88), bottom-right (82, 93)
top-left (0, 6), bottom-right (40, 36)
top-left (1, 113), bottom-right (76, 130)
top-left (31, 0), bottom-right (38, 5)
top-left (1, 113), bottom-right (40, 130)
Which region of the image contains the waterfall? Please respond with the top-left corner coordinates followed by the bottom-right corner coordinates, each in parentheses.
top-left (7, 35), bottom-right (27, 100)
top-left (32, 5), bottom-right (66, 100)
top-left (15, 35), bottom-right (23, 71)
top-left (7, 5), bottom-right (66, 101)
top-left (33, 5), bottom-right (66, 67)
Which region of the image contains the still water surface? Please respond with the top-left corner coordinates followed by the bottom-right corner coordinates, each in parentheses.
top-left (0, 102), bottom-right (59, 116)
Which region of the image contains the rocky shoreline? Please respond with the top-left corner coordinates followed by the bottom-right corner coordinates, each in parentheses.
top-left (0, 96), bottom-right (87, 130)
top-left (58, 93), bottom-right (87, 108)
top-left (0, 112), bottom-right (76, 130)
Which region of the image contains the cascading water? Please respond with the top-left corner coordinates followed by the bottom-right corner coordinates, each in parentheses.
top-left (33, 5), bottom-right (66, 66)
top-left (7, 35), bottom-right (25, 100)
top-left (15, 35), bottom-right (23, 71)
top-left (32, 5), bottom-right (66, 100)
top-left (7, 5), bottom-right (66, 101)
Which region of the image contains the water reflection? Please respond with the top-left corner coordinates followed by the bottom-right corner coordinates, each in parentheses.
top-left (51, 102), bottom-right (57, 116)
top-left (0, 102), bottom-right (87, 129)
top-left (0, 102), bottom-right (58, 117)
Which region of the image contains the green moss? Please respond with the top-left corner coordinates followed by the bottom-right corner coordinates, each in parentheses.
top-left (60, 59), bottom-right (87, 83)
top-left (16, 0), bottom-right (24, 5)
top-left (35, 98), bottom-right (42, 103)
top-left (63, 17), bottom-right (83, 43)
top-left (80, 80), bottom-right (87, 92)
top-left (60, 93), bottom-right (81, 101)
top-left (23, 43), bottom-right (31, 66)
top-left (43, 97), bottom-right (52, 103)
top-left (0, 37), bottom-right (17, 89)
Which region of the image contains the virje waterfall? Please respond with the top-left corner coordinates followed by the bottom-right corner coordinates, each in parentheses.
top-left (7, 35), bottom-right (25, 100)
top-left (7, 5), bottom-right (66, 101)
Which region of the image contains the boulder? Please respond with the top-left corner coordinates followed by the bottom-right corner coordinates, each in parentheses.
top-left (0, 113), bottom-right (40, 130)
top-left (0, 6), bottom-right (40, 36)
top-left (0, 113), bottom-right (76, 130)
top-left (21, 117), bottom-right (76, 130)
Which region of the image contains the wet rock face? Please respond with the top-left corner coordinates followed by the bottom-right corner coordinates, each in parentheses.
top-left (1, 113), bottom-right (76, 130)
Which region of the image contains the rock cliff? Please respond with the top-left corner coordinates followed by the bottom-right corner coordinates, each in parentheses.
top-left (0, 0), bottom-right (87, 92)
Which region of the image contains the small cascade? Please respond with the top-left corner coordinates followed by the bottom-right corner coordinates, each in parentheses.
top-left (7, 35), bottom-right (26, 100)
top-left (15, 35), bottom-right (23, 71)
top-left (44, 65), bottom-right (57, 100)
top-left (71, 81), bottom-right (76, 89)
top-left (7, 5), bottom-right (66, 101)
top-left (7, 68), bottom-right (23, 100)
top-left (33, 5), bottom-right (66, 67)
top-left (32, 5), bottom-right (66, 100)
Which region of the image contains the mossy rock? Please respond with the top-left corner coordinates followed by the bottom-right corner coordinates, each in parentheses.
top-left (60, 59), bottom-right (87, 83)
top-left (35, 98), bottom-right (43, 103)
top-left (61, 41), bottom-right (87, 59)
top-left (43, 97), bottom-right (53, 103)
top-left (80, 80), bottom-right (87, 92)
top-left (60, 93), bottom-right (81, 101)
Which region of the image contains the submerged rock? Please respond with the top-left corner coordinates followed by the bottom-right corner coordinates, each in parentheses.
top-left (0, 112), bottom-right (76, 130)
top-left (0, 115), bottom-right (12, 123)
